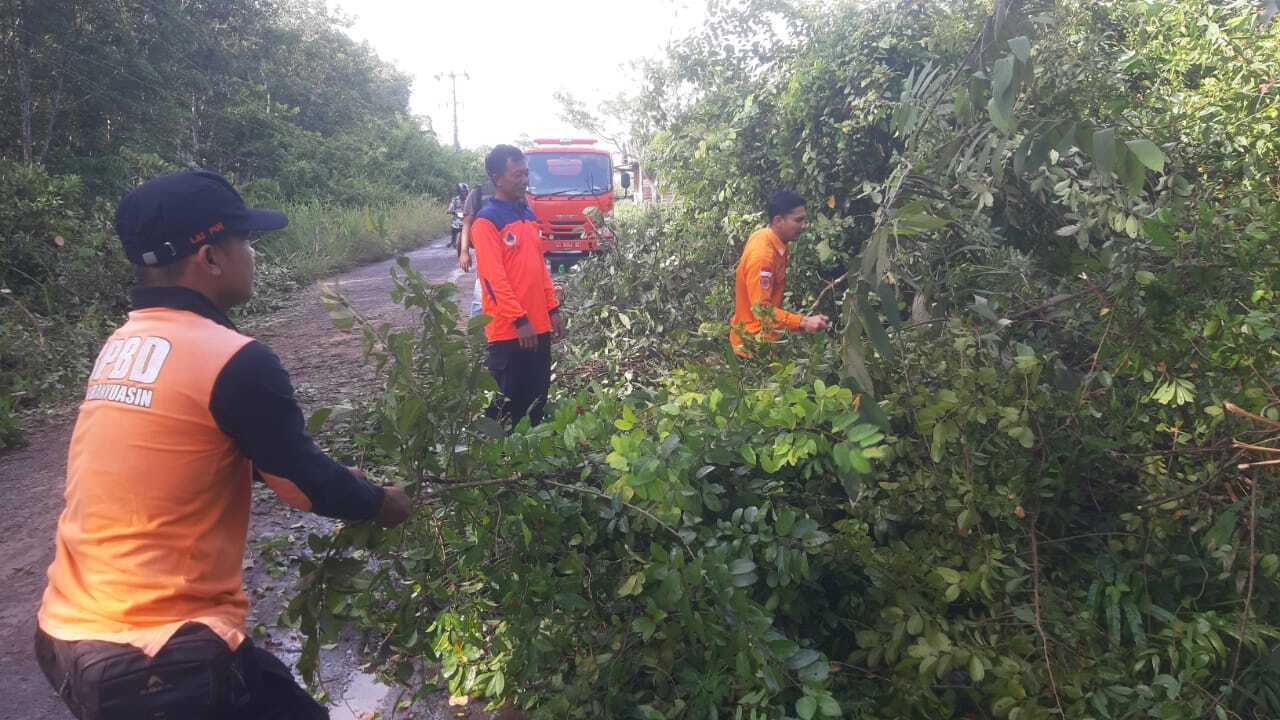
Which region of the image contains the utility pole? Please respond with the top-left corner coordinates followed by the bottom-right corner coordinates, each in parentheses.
top-left (435, 71), bottom-right (468, 150)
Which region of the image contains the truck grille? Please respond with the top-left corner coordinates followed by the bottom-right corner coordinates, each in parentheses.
top-left (549, 222), bottom-right (585, 241)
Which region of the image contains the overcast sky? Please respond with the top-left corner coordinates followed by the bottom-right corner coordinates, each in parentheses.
top-left (333, 0), bottom-right (707, 150)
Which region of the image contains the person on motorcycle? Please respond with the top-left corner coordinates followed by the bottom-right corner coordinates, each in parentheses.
top-left (447, 183), bottom-right (469, 248)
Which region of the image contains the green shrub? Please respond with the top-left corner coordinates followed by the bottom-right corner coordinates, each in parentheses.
top-left (254, 196), bottom-right (448, 277)
top-left (0, 161), bottom-right (129, 446)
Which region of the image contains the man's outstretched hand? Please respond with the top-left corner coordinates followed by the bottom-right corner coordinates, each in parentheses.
top-left (351, 468), bottom-right (412, 527)
top-left (374, 484), bottom-right (412, 528)
top-left (799, 314), bottom-right (830, 333)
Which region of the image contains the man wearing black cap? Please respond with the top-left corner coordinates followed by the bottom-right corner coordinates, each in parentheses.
top-left (33, 170), bottom-right (412, 719)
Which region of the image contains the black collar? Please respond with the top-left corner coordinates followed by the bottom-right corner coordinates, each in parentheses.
top-left (130, 286), bottom-right (237, 331)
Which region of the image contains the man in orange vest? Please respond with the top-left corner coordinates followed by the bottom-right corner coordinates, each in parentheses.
top-left (730, 190), bottom-right (829, 354)
top-left (34, 170), bottom-right (412, 719)
top-left (470, 144), bottom-right (565, 426)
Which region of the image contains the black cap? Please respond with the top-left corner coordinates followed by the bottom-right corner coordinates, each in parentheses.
top-left (115, 170), bottom-right (288, 267)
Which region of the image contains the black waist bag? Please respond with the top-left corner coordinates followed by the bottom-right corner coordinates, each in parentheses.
top-left (69, 623), bottom-right (252, 720)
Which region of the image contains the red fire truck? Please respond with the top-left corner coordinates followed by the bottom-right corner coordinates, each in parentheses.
top-left (525, 138), bottom-right (616, 261)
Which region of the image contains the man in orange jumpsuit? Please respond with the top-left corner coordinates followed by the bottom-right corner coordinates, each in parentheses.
top-left (470, 145), bottom-right (565, 426)
top-left (730, 190), bottom-right (830, 354)
top-left (34, 170), bottom-right (412, 719)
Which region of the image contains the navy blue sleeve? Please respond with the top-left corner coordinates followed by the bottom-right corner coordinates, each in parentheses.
top-left (210, 340), bottom-right (384, 521)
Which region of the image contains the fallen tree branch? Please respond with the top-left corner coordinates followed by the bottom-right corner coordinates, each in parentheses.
top-left (1026, 513), bottom-right (1067, 718)
top-left (1225, 402), bottom-right (1280, 430)
top-left (419, 476), bottom-right (526, 495)
top-left (1232, 440), bottom-right (1280, 454)
top-left (1230, 476), bottom-right (1259, 683)
top-left (540, 478), bottom-right (694, 557)
top-left (809, 271), bottom-right (848, 313)
top-left (413, 472), bottom-right (695, 557)
top-left (0, 291), bottom-right (47, 349)
top-left (1237, 458), bottom-right (1280, 470)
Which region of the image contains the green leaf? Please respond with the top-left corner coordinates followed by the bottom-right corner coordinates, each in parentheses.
top-left (819, 695), bottom-right (842, 717)
top-left (991, 55), bottom-right (1015, 103)
top-left (488, 669), bottom-right (505, 697)
top-left (1135, 271), bottom-right (1156, 286)
top-left (1126, 139), bottom-right (1166, 172)
top-left (1120, 143), bottom-right (1148, 195)
top-left (730, 558), bottom-right (757, 575)
top-left (633, 616), bottom-right (657, 640)
top-left (1204, 506), bottom-right (1239, 550)
top-left (797, 659), bottom-right (830, 683)
top-left (306, 407), bottom-right (333, 434)
top-left (861, 303), bottom-right (894, 361)
top-left (1008, 36), bottom-right (1031, 62)
top-left (768, 638), bottom-right (799, 660)
top-left (936, 567), bottom-right (962, 584)
top-left (816, 238), bottom-right (834, 262)
top-left (660, 571), bottom-right (683, 605)
top-left (987, 98), bottom-right (1012, 133)
top-left (475, 416), bottom-right (506, 439)
top-left (617, 572), bottom-right (646, 597)
top-left (776, 509), bottom-right (797, 536)
top-left (969, 655), bottom-right (986, 683)
top-left (614, 404), bottom-right (638, 431)
top-left (787, 648), bottom-right (821, 670)
top-left (1092, 127), bottom-right (1117, 181)
top-left (906, 614), bottom-right (924, 635)
top-left (847, 446), bottom-right (872, 474)
top-left (797, 696), bottom-right (818, 720)
top-left (840, 300), bottom-right (876, 396)
top-left (877, 281), bottom-right (902, 331)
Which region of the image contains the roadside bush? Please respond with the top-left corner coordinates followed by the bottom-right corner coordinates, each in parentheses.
top-left (0, 161), bottom-right (129, 444)
top-left (255, 197), bottom-right (448, 277)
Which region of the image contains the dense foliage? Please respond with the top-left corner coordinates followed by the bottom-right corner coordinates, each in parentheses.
top-left (293, 1), bottom-right (1280, 718)
top-left (0, 0), bottom-right (476, 444)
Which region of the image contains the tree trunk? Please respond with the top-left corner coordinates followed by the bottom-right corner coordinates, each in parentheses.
top-left (17, 34), bottom-right (33, 163)
top-left (191, 92), bottom-right (200, 161)
top-left (37, 70), bottom-right (62, 164)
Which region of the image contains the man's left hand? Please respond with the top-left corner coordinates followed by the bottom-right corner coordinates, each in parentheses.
top-left (550, 310), bottom-right (566, 342)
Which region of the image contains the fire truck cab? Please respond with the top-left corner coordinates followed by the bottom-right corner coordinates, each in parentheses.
top-left (524, 138), bottom-right (614, 260)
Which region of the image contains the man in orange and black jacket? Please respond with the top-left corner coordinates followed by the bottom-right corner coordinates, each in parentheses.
top-left (34, 170), bottom-right (412, 719)
top-left (470, 144), bottom-right (565, 427)
top-left (730, 190), bottom-right (830, 355)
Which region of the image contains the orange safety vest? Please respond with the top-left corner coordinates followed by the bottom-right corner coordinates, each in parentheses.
top-left (38, 307), bottom-right (257, 656)
top-left (730, 227), bottom-right (803, 352)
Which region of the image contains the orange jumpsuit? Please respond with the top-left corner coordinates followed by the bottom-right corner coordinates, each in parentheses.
top-left (730, 227), bottom-right (803, 353)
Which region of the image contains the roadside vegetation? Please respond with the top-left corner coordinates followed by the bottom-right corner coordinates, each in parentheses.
top-left (0, 1), bottom-right (478, 446)
top-left (295, 1), bottom-right (1280, 718)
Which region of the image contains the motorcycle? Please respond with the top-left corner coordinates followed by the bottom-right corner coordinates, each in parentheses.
top-left (449, 211), bottom-right (464, 248)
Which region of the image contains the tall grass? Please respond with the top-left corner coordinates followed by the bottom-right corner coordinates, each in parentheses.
top-left (257, 196), bottom-right (450, 282)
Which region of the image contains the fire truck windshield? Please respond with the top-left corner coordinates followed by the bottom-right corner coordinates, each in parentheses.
top-left (527, 152), bottom-right (612, 197)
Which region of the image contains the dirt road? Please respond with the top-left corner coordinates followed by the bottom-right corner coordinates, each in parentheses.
top-left (0, 237), bottom-right (479, 719)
